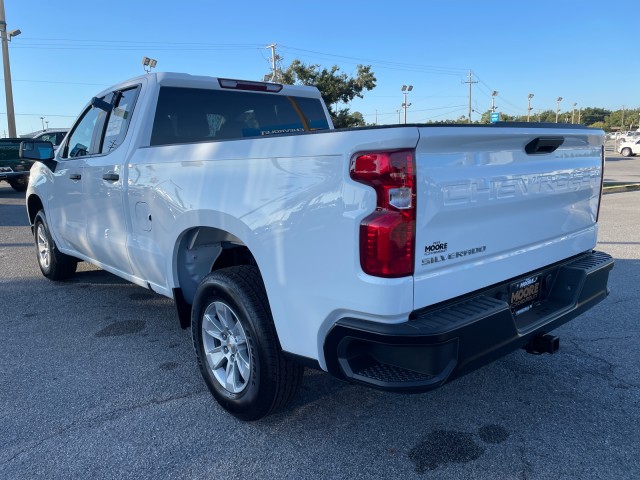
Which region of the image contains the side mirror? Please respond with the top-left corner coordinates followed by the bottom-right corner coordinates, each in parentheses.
top-left (91, 96), bottom-right (113, 112)
top-left (19, 141), bottom-right (55, 161)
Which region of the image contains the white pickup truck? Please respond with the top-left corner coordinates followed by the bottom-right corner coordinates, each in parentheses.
top-left (21, 72), bottom-right (613, 420)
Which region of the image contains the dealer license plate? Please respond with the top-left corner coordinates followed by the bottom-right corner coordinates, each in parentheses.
top-left (509, 275), bottom-right (541, 314)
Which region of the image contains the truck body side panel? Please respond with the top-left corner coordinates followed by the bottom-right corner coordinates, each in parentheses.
top-left (127, 128), bottom-right (420, 365)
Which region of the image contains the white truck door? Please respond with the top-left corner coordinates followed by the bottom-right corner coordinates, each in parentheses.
top-left (83, 87), bottom-right (140, 276)
top-left (48, 104), bottom-right (104, 254)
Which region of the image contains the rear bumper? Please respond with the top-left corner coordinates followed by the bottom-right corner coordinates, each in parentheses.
top-left (0, 171), bottom-right (28, 181)
top-left (323, 250), bottom-right (614, 392)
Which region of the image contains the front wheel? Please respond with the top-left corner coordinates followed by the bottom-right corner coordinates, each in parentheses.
top-left (33, 210), bottom-right (78, 280)
top-left (192, 266), bottom-right (303, 420)
top-left (621, 147), bottom-right (632, 157)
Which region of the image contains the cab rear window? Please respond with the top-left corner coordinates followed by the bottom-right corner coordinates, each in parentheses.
top-left (151, 87), bottom-right (330, 146)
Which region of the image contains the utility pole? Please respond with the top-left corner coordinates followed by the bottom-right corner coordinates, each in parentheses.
top-left (463, 70), bottom-right (478, 124)
top-left (578, 108), bottom-right (582, 124)
top-left (621, 105), bottom-right (625, 131)
top-left (266, 44), bottom-right (278, 82)
top-left (0, 0), bottom-right (18, 137)
top-left (396, 109), bottom-right (401, 125)
top-left (572, 103), bottom-right (577, 124)
top-left (527, 93), bottom-right (534, 122)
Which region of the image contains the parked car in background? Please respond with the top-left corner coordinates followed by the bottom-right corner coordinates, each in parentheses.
top-left (617, 131), bottom-right (640, 143)
top-left (22, 129), bottom-right (69, 151)
top-left (618, 139), bottom-right (640, 156)
top-left (0, 138), bottom-right (34, 191)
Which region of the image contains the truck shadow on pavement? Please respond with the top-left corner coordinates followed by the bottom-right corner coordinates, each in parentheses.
top-left (0, 203), bottom-right (29, 227)
top-left (66, 269), bottom-right (131, 285)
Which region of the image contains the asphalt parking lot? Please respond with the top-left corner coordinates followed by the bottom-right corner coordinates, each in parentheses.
top-left (1, 179), bottom-right (639, 479)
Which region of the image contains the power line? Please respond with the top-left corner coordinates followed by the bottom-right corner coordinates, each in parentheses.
top-left (1, 112), bottom-right (77, 117)
top-left (418, 107), bottom-right (468, 122)
top-left (1, 77), bottom-right (109, 86)
top-left (361, 104), bottom-right (467, 118)
top-left (279, 45), bottom-right (467, 76)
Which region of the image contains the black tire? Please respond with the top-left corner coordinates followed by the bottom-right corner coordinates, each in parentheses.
top-left (192, 266), bottom-right (303, 420)
top-left (33, 210), bottom-right (78, 280)
top-left (621, 147), bottom-right (632, 157)
top-left (9, 177), bottom-right (28, 192)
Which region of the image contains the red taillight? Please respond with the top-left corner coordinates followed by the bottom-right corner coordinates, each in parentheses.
top-left (350, 149), bottom-right (416, 277)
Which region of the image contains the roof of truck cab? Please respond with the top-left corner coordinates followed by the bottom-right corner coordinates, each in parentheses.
top-left (103, 72), bottom-right (323, 99)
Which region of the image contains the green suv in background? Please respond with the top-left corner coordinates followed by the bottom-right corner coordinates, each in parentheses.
top-left (0, 138), bottom-right (33, 192)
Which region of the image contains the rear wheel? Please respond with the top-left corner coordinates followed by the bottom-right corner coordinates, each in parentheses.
top-left (192, 266), bottom-right (303, 420)
top-left (33, 210), bottom-right (78, 280)
top-left (9, 177), bottom-right (28, 192)
top-left (621, 147), bottom-right (632, 157)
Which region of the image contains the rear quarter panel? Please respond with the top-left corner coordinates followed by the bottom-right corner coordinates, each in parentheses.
top-left (127, 127), bottom-right (420, 366)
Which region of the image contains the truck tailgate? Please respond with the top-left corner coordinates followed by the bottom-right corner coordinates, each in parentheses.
top-left (413, 126), bottom-right (604, 310)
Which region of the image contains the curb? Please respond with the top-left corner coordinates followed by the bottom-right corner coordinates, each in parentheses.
top-left (603, 183), bottom-right (640, 194)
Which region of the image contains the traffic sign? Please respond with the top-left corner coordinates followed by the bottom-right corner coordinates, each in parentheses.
top-left (490, 112), bottom-right (500, 123)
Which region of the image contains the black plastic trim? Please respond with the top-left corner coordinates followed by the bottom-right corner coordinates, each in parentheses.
top-left (282, 352), bottom-right (322, 371)
top-left (173, 288), bottom-right (192, 329)
top-left (323, 251), bottom-right (614, 392)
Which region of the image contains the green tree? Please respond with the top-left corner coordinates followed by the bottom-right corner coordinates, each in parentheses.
top-left (279, 60), bottom-right (376, 128)
top-left (579, 107), bottom-right (610, 126)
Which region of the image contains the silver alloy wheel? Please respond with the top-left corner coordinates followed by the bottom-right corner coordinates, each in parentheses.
top-left (36, 223), bottom-right (50, 270)
top-left (202, 301), bottom-right (251, 394)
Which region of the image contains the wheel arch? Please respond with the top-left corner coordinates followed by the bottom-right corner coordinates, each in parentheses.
top-left (27, 193), bottom-right (44, 227)
top-left (172, 225), bottom-right (260, 328)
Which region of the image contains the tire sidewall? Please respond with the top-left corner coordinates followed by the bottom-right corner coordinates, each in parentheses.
top-left (192, 273), bottom-right (270, 417)
top-left (34, 211), bottom-right (53, 277)
top-left (621, 148), bottom-right (631, 157)
top-left (9, 176), bottom-right (28, 192)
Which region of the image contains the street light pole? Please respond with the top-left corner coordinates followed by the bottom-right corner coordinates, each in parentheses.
top-left (401, 85), bottom-right (413, 125)
top-left (491, 91), bottom-right (498, 113)
top-left (0, 0), bottom-right (18, 137)
top-left (527, 93), bottom-right (534, 122)
top-left (40, 116), bottom-right (45, 130)
top-left (556, 97), bottom-right (563, 123)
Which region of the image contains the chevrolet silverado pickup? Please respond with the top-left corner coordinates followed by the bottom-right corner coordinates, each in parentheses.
top-left (21, 72), bottom-right (614, 420)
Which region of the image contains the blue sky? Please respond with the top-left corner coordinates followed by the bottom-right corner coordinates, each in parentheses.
top-left (4, 0), bottom-right (640, 135)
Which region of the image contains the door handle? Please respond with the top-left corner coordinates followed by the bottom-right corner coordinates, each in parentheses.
top-left (525, 137), bottom-right (564, 155)
top-left (69, 173), bottom-right (81, 180)
top-left (102, 173), bottom-right (119, 181)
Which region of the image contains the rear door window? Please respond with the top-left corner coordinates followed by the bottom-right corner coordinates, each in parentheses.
top-left (101, 86), bottom-right (140, 154)
top-left (151, 87), bottom-right (330, 146)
